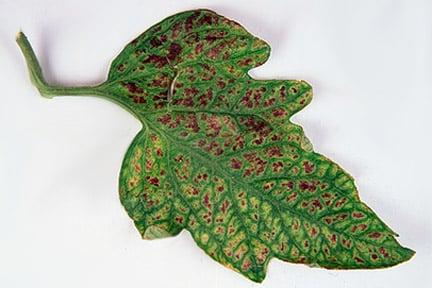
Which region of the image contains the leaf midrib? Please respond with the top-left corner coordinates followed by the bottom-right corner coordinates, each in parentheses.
top-left (143, 112), bottom-right (403, 262)
top-left (144, 116), bottom-right (320, 265)
top-left (160, 121), bottom-right (264, 274)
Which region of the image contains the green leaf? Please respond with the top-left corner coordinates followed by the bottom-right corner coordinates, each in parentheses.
top-left (17, 9), bottom-right (414, 283)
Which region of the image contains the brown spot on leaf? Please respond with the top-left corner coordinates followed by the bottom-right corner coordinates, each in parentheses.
top-left (286, 192), bottom-right (297, 203)
top-left (302, 161), bottom-right (314, 174)
top-left (272, 108), bottom-right (287, 117)
top-left (167, 42), bottom-right (182, 61)
top-left (203, 192), bottom-right (211, 208)
top-left (267, 146), bottom-right (282, 157)
top-left (185, 11), bottom-right (200, 32)
top-left (335, 197), bottom-right (347, 208)
top-left (272, 161), bottom-right (284, 172)
top-left (220, 200), bottom-right (230, 214)
top-left (299, 181), bottom-right (317, 192)
top-left (143, 54), bottom-right (168, 68)
top-left (122, 82), bottom-right (144, 94)
top-left (150, 37), bottom-right (162, 47)
top-left (354, 256), bottom-right (364, 263)
top-left (175, 216), bottom-right (184, 224)
top-left (148, 177), bottom-right (160, 187)
top-left (352, 212), bottom-right (365, 219)
top-left (368, 232), bottom-right (382, 239)
top-left (379, 247), bottom-right (389, 258)
top-left (231, 158), bottom-right (242, 169)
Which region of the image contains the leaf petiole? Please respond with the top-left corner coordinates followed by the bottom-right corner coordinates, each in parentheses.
top-left (16, 31), bottom-right (103, 98)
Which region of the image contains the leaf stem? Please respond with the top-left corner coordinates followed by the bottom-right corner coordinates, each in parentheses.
top-left (16, 31), bottom-right (103, 98)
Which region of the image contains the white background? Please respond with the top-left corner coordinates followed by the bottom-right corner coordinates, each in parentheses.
top-left (0, 0), bottom-right (431, 287)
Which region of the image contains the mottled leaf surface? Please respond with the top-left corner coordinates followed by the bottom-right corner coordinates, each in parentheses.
top-left (17, 9), bottom-right (414, 283)
top-left (108, 9), bottom-right (414, 282)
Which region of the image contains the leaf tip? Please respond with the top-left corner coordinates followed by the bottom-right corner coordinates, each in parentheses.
top-left (252, 276), bottom-right (265, 284)
top-left (377, 245), bottom-right (415, 269)
top-left (142, 225), bottom-right (174, 240)
top-left (384, 246), bottom-right (416, 269)
top-left (402, 246), bottom-right (416, 262)
top-left (242, 270), bottom-right (266, 283)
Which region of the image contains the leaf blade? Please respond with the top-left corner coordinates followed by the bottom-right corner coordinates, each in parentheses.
top-left (102, 9), bottom-right (414, 282)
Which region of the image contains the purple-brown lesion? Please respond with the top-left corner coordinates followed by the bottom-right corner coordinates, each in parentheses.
top-left (299, 180), bottom-right (318, 192)
top-left (262, 181), bottom-right (275, 191)
top-left (198, 88), bottom-right (214, 107)
top-left (122, 82), bottom-right (144, 94)
top-left (352, 211), bottom-right (366, 219)
top-left (242, 152), bottom-right (268, 177)
top-left (150, 74), bottom-right (170, 88)
top-left (147, 176), bottom-right (160, 187)
top-left (142, 54), bottom-right (168, 68)
top-left (230, 158), bottom-right (243, 170)
top-left (167, 42), bottom-right (182, 61)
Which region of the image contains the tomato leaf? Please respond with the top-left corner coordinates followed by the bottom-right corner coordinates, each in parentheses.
top-left (17, 9), bottom-right (414, 282)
